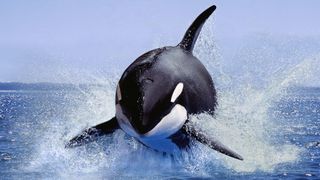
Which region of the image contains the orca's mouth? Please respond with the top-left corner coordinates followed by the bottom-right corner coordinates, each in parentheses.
top-left (118, 100), bottom-right (175, 135)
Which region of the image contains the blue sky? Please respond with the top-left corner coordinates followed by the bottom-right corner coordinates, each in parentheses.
top-left (1, 0), bottom-right (320, 84)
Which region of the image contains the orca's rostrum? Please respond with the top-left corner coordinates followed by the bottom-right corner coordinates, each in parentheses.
top-left (66, 5), bottom-right (243, 161)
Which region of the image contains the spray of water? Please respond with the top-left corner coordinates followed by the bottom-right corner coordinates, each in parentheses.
top-left (21, 16), bottom-right (320, 177)
top-left (192, 16), bottom-right (320, 172)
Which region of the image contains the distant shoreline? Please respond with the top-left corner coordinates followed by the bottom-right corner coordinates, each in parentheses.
top-left (0, 82), bottom-right (106, 91)
top-left (0, 82), bottom-right (319, 92)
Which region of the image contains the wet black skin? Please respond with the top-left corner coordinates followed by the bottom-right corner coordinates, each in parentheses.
top-left (116, 46), bottom-right (217, 134)
top-left (66, 5), bottom-right (244, 161)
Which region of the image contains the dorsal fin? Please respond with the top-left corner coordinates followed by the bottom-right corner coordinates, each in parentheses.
top-left (178, 5), bottom-right (216, 52)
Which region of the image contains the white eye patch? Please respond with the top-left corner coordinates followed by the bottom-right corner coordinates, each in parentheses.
top-left (171, 83), bottom-right (184, 103)
top-left (116, 84), bottom-right (122, 101)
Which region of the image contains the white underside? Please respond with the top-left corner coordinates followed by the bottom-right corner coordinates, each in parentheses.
top-left (115, 104), bottom-right (187, 153)
top-left (144, 104), bottom-right (187, 139)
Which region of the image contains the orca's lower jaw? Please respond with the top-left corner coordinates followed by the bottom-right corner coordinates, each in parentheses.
top-left (115, 104), bottom-right (157, 138)
top-left (116, 103), bottom-right (188, 137)
top-left (130, 115), bottom-right (160, 135)
top-left (116, 105), bottom-right (160, 135)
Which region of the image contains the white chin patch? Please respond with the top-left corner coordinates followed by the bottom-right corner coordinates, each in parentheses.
top-left (143, 104), bottom-right (187, 139)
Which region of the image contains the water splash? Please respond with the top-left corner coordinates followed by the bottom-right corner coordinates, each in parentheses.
top-left (20, 16), bottom-right (320, 177)
top-left (192, 16), bottom-right (320, 172)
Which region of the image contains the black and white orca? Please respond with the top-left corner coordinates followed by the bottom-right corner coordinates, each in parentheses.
top-left (66, 5), bottom-right (243, 161)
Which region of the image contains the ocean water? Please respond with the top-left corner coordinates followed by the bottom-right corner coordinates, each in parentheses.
top-left (0, 84), bottom-right (319, 179)
top-left (1, 19), bottom-right (320, 179)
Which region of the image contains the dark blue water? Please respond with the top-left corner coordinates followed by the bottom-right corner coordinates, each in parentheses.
top-left (0, 83), bottom-right (319, 179)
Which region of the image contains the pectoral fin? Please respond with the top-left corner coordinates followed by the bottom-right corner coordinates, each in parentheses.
top-left (183, 123), bottom-right (243, 161)
top-left (66, 117), bottom-right (119, 148)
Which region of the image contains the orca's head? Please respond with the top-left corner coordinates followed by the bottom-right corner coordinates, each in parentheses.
top-left (115, 48), bottom-right (188, 138)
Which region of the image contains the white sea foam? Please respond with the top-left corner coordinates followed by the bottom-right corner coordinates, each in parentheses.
top-left (23, 16), bottom-right (320, 177)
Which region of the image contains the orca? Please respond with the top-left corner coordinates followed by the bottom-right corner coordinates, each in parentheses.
top-left (66, 5), bottom-right (243, 161)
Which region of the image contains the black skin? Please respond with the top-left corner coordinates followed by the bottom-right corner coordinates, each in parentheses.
top-left (66, 5), bottom-right (244, 161)
top-left (117, 46), bottom-right (217, 134)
